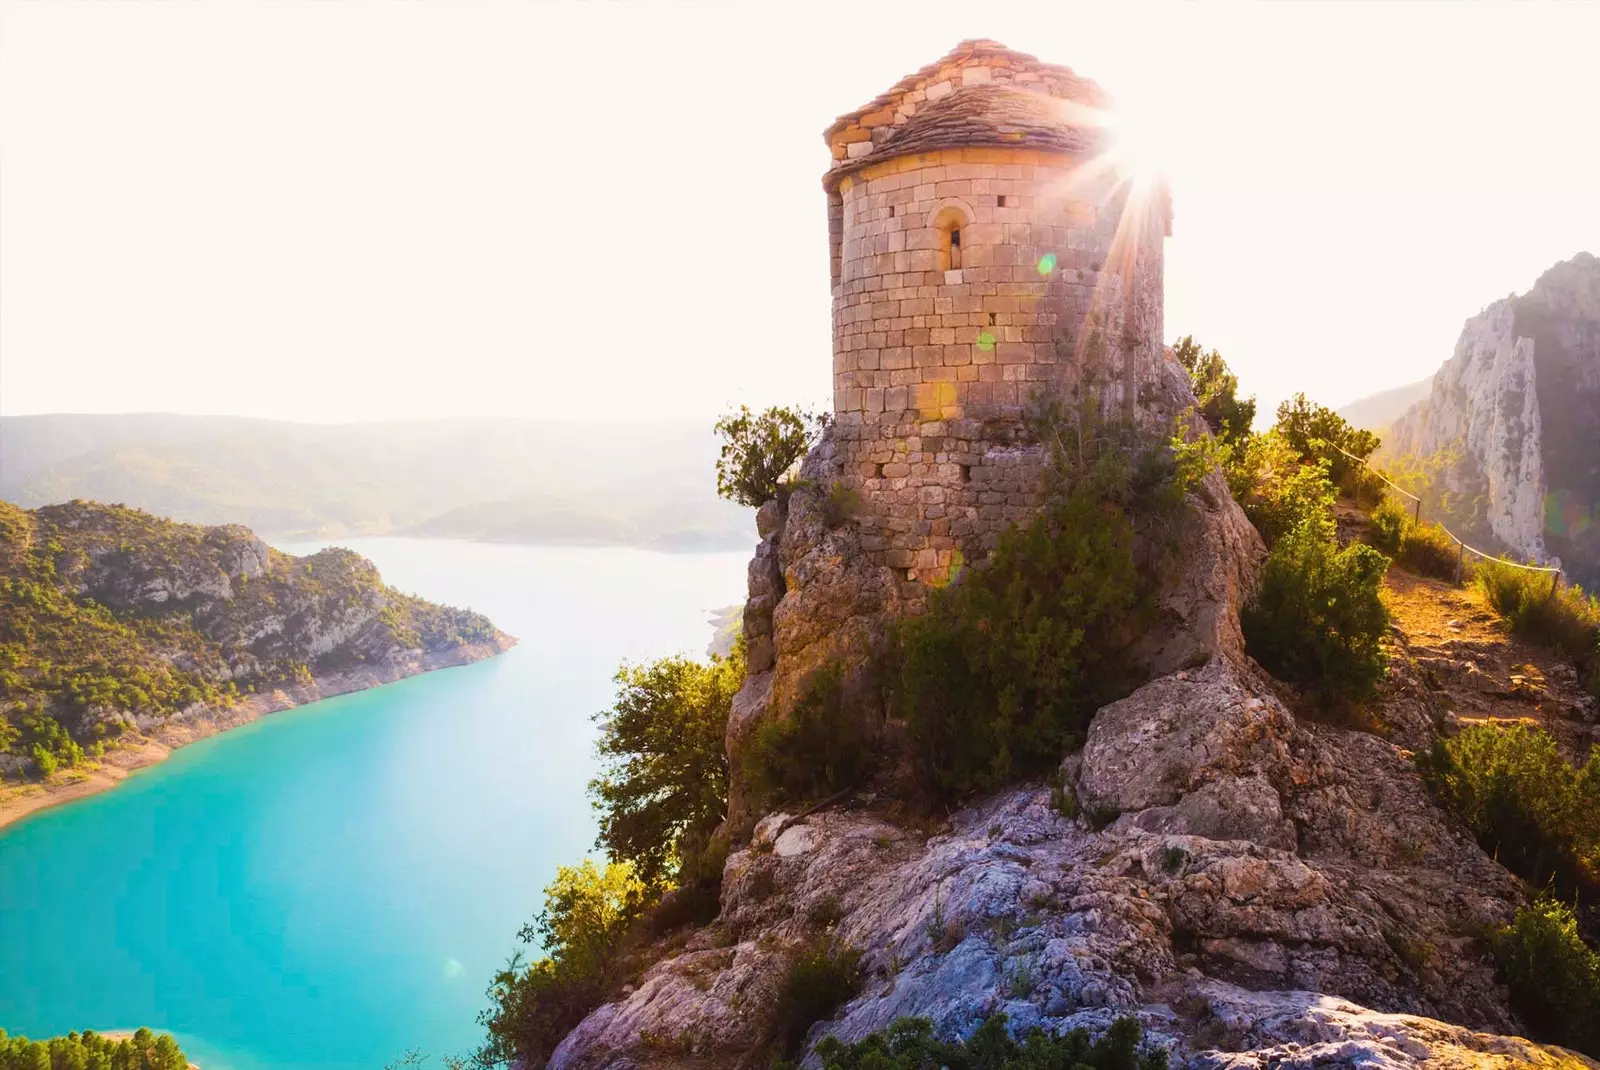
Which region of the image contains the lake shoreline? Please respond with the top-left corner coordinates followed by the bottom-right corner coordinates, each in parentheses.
top-left (0, 634), bottom-right (516, 832)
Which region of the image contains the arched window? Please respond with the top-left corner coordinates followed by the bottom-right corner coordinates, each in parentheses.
top-left (930, 203), bottom-right (971, 274)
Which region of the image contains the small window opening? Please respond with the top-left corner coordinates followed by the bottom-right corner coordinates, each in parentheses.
top-left (888, 205), bottom-right (895, 218)
top-left (874, 463), bottom-right (885, 478)
top-left (987, 312), bottom-right (997, 326)
top-left (997, 195), bottom-right (1008, 208)
top-left (932, 206), bottom-right (971, 273)
top-left (960, 464), bottom-right (972, 483)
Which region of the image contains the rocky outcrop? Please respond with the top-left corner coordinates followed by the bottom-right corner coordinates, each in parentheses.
top-left (554, 639), bottom-right (1549, 1070)
top-left (725, 440), bottom-right (903, 830)
top-left (1388, 253), bottom-right (1600, 585)
top-left (549, 269), bottom-right (1598, 1066)
top-left (546, 349), bottom-right (1590, 1068)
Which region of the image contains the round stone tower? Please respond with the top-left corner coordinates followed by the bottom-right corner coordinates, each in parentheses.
top-left (823, 39), bottom-right (1171, 589)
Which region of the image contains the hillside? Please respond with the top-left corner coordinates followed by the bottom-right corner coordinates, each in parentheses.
top-left (1386, 253), bottom-right (1600, 586)
top-left (1337, 376), bottom-right (1433, 432)
top-left (0, 499), bottom-right (514, 825)
top-left (0, 414), bottom-right (753, 549)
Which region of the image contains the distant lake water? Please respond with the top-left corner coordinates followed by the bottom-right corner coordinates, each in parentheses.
top-left (0, 539), bottom-right (752, 1070)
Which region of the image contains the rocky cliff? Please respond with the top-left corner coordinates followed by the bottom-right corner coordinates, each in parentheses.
top-left (1388, 253), bottom-right (1600, 586)
top-left (548, 360), bottom-right (1597, 1069)
top-left (0, 499), bottom-right (514, 813)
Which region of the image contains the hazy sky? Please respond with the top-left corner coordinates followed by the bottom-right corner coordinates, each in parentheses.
top-left (3, 1), bottom-right (1597, 424)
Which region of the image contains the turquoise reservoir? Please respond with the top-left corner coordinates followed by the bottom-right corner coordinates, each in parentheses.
top-left (0, 539), bottom-right (751, 1070)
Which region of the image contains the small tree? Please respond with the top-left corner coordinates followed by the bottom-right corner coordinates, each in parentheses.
top-left (1273, 392), bottom-right (1380, 488)
top-left (714, 406), bottom-right (826, 507)
top-left (1172, 335), bottom-right (1256, 446)
top-left (589, 651), bottom-right (742, 885)
top-left (475, 859), bottom-right (653, 1069)
top-left (1241, 500), bottom-right (1391, 705)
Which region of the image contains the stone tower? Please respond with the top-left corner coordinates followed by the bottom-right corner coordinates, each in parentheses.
top-left (823, 39), bottom-right (1171, 588)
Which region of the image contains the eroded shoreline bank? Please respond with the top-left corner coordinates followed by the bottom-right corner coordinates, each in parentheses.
top-left (0, 635), bottom-right (516, 832)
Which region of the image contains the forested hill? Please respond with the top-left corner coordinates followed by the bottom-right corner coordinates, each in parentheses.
top-left (0, 413), bottom-right (752, 549)
top-left (0, 499), bottom-right (512, 781)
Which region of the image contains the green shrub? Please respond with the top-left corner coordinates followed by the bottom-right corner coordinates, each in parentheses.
top-left (1173, 336), bottom-right (1256, 447)
top-left (1397, 520), bottom-right (1460, 581)
top-left (806, 1012), bottom-right (1168, 1070)
top-left (475, 859), bottom-right (655, 1069)
top-left (745, 662), bottom-right (872, 806)
top-left (713, 405), bottom-right (826, 507)
top-left (1227, 435), bottom-right (1337, 548)
top-left (1242, 510), bottom-right (1391, 705)
top-left (1491, 899), bottom-right (1600, 1057)
top-left (1417, 723), bottom-right (1600, 893)
top-left (0, 1027), bottom-right (189, 1070)
top-left (1475, 559), bottom-right (1600, 662)
top-left (1368, 498), bottom-right (1409, 556)
top-left (589, 650), bottom-right (741, 885)
top-left (1272, 392), bottom-right (1380, 491)
top-left (772, 939), bottom-right (863, 1056)
top-left (890, 412), bottom-right (1182, 800)
top-left (1367, 498), bottom-right (1460, 582)
top-left (30, 744), bottom-right (57, 779)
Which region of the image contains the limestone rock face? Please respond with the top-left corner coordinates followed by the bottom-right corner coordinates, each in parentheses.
top-left (725, 434), bottom-right (902, 830)
top-left (1388, 252), bottom-right (1600, 585)
top-left (551, 708), bottom-right (1539, 1070)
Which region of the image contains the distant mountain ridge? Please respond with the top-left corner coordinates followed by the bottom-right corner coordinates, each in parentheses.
top-left (0, 413), bottom-right (753, 550)
top-left (1337, 376), bottom-right (1433, 432)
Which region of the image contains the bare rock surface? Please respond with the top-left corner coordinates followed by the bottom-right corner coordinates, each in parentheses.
top-left (553, 644), bottom-right (1544, 1070)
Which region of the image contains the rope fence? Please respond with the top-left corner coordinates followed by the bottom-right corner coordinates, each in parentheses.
top-left (1328, 444), bottom-right (1564, 594)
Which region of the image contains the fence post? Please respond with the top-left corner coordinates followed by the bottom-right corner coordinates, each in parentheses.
top-left (1412, 497), bottom-right (1421, 527)
top-left (1550, 570), bottom-right (1562, 602)
top-left (1455, 540), bottom-right (1466, 585)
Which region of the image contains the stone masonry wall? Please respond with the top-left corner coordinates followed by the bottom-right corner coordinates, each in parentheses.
top-left (828, 146), bottom-right (1166, 589)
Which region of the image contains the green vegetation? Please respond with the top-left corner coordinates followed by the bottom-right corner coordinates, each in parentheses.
top-left (0, 499), bottom-right (498, 779)
top-left (482, 647), bottom-right (747, 1066)
top-left (1173, 336), bottom-right (1256, 446)
top-left (476, 859), bottom-right (654, 1070)
top-left (1272, 392), bottom-right (1381, 492)
top-left (805, 1013), bottom-right (1167, 1070)
top-left (772, 939), bottom-right (863, 1056)
top-left (714, 406), bottom-right (827, 507)
top-left (1474, 560), bottom-right (1600, 678)
top-left (1418, 723), bottom-right (1599, 895)
top-left (1242, 516), bottom-right (1391, 705)
top-left (589, 651), bottom-right (742, 885)
top-left (1227, 436), bottom-right (1335, 548)
top-left (1380, 444), bottom-right (1493, 549)
top-left (0, 1027), bottom-right (188, 1070)
top-left (745, 662), bottom-right (871, 806)
top-left (890, 409), bottom-right (1192, 801)
top-left (1367, 497), bottom-right (1460, 582)
top-left (1205, 389), bottom-right (1395, 706)
top-left (1490, 899), bottom-right (1600, 1057)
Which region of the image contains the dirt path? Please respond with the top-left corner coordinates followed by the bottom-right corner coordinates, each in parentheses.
top-left (1380, 567), bottom-right (1599, 757)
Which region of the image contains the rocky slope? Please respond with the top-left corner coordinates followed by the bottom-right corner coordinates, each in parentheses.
top-left (1388, 253), bottom-right (1600, 586)
top-left (546, 358), bottom-right (1598, 1070)
top-left (0, 499), bottom-right (514, 823)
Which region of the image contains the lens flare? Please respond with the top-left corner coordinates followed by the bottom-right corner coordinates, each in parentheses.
top-left (1036, 253), bottom-right (1058, 275)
